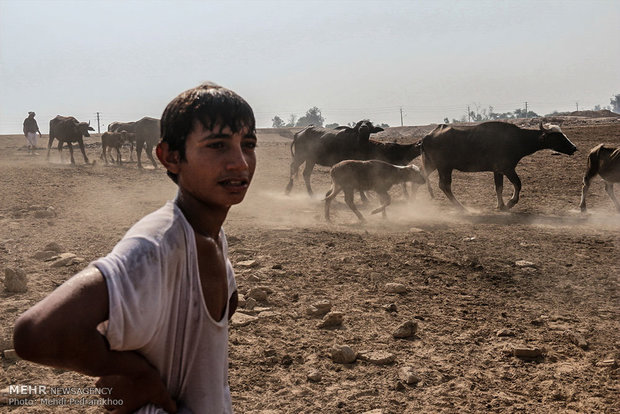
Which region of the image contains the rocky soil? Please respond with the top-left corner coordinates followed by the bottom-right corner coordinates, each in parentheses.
top-left (1, 118), bottom-right (619, 413)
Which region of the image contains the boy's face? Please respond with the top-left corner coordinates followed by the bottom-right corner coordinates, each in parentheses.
top-left (175, 121), bottom-right (257, 209)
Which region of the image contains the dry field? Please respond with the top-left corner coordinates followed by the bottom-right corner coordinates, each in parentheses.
top-left (1, 119), bottom-right (619, 413)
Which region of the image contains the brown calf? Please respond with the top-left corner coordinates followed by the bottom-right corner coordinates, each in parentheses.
top-left (579, 144), bottom-right (620, 212)
top-left (324, 159), bottom-right (425, 222)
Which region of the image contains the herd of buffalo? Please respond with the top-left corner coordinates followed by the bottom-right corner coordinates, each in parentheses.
top-left (45, 115), bottom-right (619, 220)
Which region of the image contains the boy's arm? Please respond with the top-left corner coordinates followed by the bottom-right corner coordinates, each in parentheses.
top-left (13, 266), bottom-right (177, 414)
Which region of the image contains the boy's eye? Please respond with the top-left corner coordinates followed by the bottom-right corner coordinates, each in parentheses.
top-left (244, 141), bottom-right (257, 149)
top-left (206, 141), bottom-right (225, 149)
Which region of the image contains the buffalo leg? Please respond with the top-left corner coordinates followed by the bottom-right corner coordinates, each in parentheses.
top-left (371, 191), bottom-right (391, 218)
top-left (421, 157), bottom-right (436, 199)
top-left (77, 139), bottom-right (89, 164)
top-left (401, 182), bottom-right (410, 199)
top-left (136, 139), bottom-right (145, 168)
top-left (438, 169), bottom-right (465, 210)
top-left (302, 161), bottom-right (316, 196)
top-left (324, 184), bottom-right (342, 222)
top-left (504, 169), bottom-right (522, 209)
top-left (66, 142), bottom-right (76, 164)
top-left (129, 141), bottom-right (135, 162)
top-left (46, 137), bottom-right (54, 160)
top-left (604, 182), bottom-right (620, 212)
top-left (494, 173), bottom-right (506, 210)
top-left (116, 147), bottom-right (122, 165)
top-left (57, 141), bottom-right (66, 163)
top-left (344, 189), bottom-right (365, 222)
top-left (145, 142), bottom-right (158, 168)
top-left (285, 157), bottom-right (304, 195)
top-left (359, 190), bottom-right (369, 204)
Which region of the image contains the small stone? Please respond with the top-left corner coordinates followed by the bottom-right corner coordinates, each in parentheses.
top-left (515, 260), bottom-right (536, 268)
top-left (496, 328), bottom-right (516, 337)
top-left (398, 366), bottom-right (420, 385)
top-left (50, 253), bottom-right (77, 267)
top-left (393, 321), bottom-right (418, 339)
top-left (237, 259), bottom-right (258, 267)
top-left (385, 283), bottom-right (408, 294)
top-left (318, 311), bottom-right (344, 328)
top-left (230, 312), bottom-right (258, 327)
top-left (359, 351), bottom-right (395, 365)
top-left (330, 345), bottom-right (357, 364)
top-left (596, 359), bottom-right (618, 368)
top-left (513, 347), bottom-right (543, 359)
top-left (237, 293), bottom-right (246, 308)
top-left (384, 303), bottom-right (398, 313)
top-left (271, 264), bottom-right (283, 270)
top-left (34, 209), bottom-right (55, 218)
top-left (4, 268), bottom-right (27, 293)
top-left (307, 369), bottom-right (322, 382)
top-left (247, 287), bottom-right (268, 302)
top-left (32, 250), bottom-right (58, 260)
top-left (307, 299), bottom-right (332, 317)
top-left (245, 297), bottom-right (257, 310)
top-left (564, 330), bottom-right (588, 350)
top-left (257, 310), bottom-right (279, 319)
top-left (264, 348), bottom-right (277, 357)
top-left (363, 409), bottom-right (384, 414)
top-left (44, 242), bottom-right (64, 253)
top-left (2, 349), bottom-right (20, 361)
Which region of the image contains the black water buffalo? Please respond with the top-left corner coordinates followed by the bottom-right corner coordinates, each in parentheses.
top-left (47, 116), bottom-right (95, 164)
top-left (134, 117), bottom-right (160, 169)
top-left (421, 121), bottom-right (577, 210)
top-left (579, 144), bottom-right (620, 212)
top-left (285, 120), bottom-right (385, 196)
top-left (324, 159), bottom-right (426, 222)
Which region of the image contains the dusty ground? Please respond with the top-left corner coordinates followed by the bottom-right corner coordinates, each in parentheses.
top-left (0, 118), bottom-right (619, 413)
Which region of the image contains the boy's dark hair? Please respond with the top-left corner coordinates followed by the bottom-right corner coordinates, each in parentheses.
top-left (160, 82), bottom-right (256, 182)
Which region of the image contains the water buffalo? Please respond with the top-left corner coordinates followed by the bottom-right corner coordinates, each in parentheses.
top-left (324, 159), bottom-right (426, 222)
top-left (47, 116), bottom-right (95, 164)
top-left (285, 120), bottom-right (385, 196)
top-left (421, 121), bottom-right (577, 210)
top-left (134, 117), bottom-right (160, 169)
top-left (579, 144), bottom-right (620, 212)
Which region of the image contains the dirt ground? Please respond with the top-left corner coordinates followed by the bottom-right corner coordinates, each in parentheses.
top-left (1, 118), bottom-right (619, 413)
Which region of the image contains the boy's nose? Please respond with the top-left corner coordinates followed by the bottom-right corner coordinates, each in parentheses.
top-left (226, 145), bottom-right (250, 170)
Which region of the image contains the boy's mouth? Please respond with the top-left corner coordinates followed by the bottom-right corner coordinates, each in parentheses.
top-left (218, 178), bottom-right (250, 191)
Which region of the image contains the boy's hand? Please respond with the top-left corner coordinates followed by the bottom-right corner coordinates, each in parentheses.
top-left (96, 366), bottom-right (177, 414)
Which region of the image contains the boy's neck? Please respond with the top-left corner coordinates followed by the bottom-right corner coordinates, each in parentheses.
top-left (174, 190), bottom-right (229, 240)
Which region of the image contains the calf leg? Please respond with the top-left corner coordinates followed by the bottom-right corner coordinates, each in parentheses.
top-left (101, 145), bottom-right (109, 164)
top-left (115, 147), bottom-right (123, 165)
top-left (494, 172), bottom-right (506, 210)
top-left (438, 169), bottom-right (465, 210)
top-left (371, 191), bottom-right (391, 218)
top-left (504, 169), bottom-right (522, 209)
top-left (401, 182), bottom-right (410, 199)
top-left (77, 139), bottom-right (89, 164)
top-left (604, 181), bottom-right (620, 212)
top-left (324, 184), bottom-right (342, 222)
top-left (129, 142), bottom-right (135, 162)
top-left (344, 189), bottom-right (365, 222)
top-left (579, 170), bottom-right (597, 212)
top-left (136, 139), bottom-right (145, 168)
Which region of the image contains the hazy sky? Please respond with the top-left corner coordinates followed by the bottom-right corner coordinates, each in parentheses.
top-left (1, 0), bottom-right (618, 134)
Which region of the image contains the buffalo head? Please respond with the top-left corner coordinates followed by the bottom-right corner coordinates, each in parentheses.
top-left (354, 120), bottom-right (384, 143)
top-left (539, 122), bottom-right (577, 155)
top-left (78, 122), bottom-right (96, 137)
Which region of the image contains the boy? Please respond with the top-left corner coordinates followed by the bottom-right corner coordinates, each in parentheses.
top-left (13, 82), bottom-right (257, 413)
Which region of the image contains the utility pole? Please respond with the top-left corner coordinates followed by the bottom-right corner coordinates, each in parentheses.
top-left (576, 102), bottom-right (579, 112)
top-left (96, 112), bottom-right (101, 133)
top-left (525, 102), bottom-right (528, 118)
top-left (400, 107), bottom-right (403, 127)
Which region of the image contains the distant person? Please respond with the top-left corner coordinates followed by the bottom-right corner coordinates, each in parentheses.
top-left (13, 82), bottom-right (258, 413)
top-left (22, 111), bottom-right (41, 155)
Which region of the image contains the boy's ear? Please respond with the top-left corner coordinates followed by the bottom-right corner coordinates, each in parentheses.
top-left (156, 142), bottom-right (181, 174)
